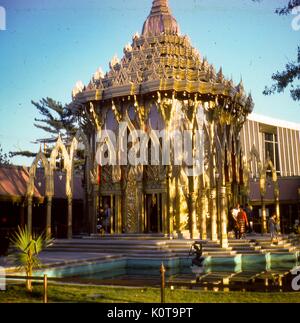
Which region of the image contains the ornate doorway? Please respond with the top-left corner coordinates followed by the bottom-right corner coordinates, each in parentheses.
top-left (145, 194), bottom-right (162, 233)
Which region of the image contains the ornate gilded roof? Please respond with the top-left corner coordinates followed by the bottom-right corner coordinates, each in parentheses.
top-left (72, 0), bottom-right (254, 114)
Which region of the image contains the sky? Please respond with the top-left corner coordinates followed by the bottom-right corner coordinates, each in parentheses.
top-left (0, 0), bottom-right (299, 166)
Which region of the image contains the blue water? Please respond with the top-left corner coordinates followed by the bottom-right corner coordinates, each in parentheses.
top-left (36, 253), bottom-right (300, 291)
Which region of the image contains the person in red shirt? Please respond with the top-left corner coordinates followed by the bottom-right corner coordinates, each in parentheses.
top-left (237, 206), bottom-right (249, 239)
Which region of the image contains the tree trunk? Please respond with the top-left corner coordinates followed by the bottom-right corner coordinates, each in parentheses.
top-left (26, 251), bottom-right (33, 292)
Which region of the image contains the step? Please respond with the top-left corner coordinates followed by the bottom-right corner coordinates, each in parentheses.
top-left (49, 244), bottom-right (166, 251)
top-left (52, 239), bottom-right (168, 246)
top-left (260, 248), bottom-right (292, 253)
top-left (234, 250), bottom-right (262, 254)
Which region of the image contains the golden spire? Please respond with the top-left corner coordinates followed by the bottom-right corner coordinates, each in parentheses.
top-left (150, 0), bottom-right (171, 15)
top-left (142, 0), bottom-right (180, 37)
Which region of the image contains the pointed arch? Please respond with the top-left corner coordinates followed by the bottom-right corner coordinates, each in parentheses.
top-left (146, 119), bottom-right (161, 165)
top-left (148, 103), bottom-right (165, 131)
top-left (70, 129), bottom-right (90, 160)
top-left (247, 144), bottom-right (262, 178)
top-left (70, 128), bottom-right (93, 192)
top-left (50, 136), bottom-right (72, 197)
top-left (70, 129), bottom-right (92, 171)
top-left (263, 158), bottom-right (278, 182)
top-left (249, 145), bottom-right (260, 163)
top-left (96, 126), bottom-right (117, 166)
top-left (27, 150), bottom-right (51, 197)
top-left (50, 136), bottom-right (71, 170)
top-left (117, 110), bottom-right (139, 157)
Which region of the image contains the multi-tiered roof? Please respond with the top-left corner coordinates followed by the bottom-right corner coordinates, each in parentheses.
top-left (72, 0), bottom-right (253, 114)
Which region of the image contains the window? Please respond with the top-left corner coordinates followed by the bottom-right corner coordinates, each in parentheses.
top-left (264, 132), bottom-right (280, 175)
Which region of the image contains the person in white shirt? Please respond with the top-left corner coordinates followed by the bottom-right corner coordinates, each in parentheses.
top-left (231, 203), bottom-right (240, 239)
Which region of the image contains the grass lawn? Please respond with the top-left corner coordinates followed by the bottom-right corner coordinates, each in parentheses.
top-left (0, 283), bottom-right (300, 303)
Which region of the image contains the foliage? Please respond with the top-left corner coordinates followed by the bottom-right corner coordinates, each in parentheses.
top-left (9, 226), bottom-right (52, 292)
top-left (32, 98), bottom-right (77, 142)
top-left (253, 0), bottom-right (300, 102)
top-left (10, 98), bottom-right (78, 158)
top-left (275, 0), bottom-right (300, 15)
top-left (263, 47), bottom-right (300, 101)
top-left (0, 144), bottom-right (10, 165)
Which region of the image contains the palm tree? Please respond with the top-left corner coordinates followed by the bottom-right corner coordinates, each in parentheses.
top-left (10, 226), bottom-right (51, 292)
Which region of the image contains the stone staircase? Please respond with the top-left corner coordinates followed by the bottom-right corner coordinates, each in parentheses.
top-left (228, 235), bottom-right (299, 254)
top-left (48, 235), bottom-right (232, 258)
top-left (47, 234), bottom-right (300, 259)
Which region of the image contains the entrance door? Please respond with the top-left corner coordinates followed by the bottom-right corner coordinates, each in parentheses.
top-left (100, 196), bottom-right (114, 233)
top-left (145, 194), bottom-right (162, 233)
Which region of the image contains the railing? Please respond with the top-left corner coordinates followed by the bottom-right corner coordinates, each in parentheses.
top-left (160, 263), bottom-right (166, 303)
top-left (6, 265), bottom-right (168, 303)
top-left (5, 274), bottom-right (54, 303)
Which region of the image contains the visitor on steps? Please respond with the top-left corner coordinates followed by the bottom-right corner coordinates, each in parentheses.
top-left (231, 204), bottom-right (240, 239)
top-left (237, 206), bottom-right (249, 239)
top-left (103, 203), bottom-right (111, 234)
top-left (190, 241), bottom-right (205, 267)
top-left (97, 207), bottom-right (105, 235)
top-left (245, 203), bottom-right (254, 233)
top-left (269, 214), bottom-right (278, 245)
top-left (293, 219), bottom-right (300, 234)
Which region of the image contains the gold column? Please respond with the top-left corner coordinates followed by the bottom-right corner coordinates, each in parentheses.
top-left (220, 186), bottom-right (228, 248)
top-left (261, 195), bottom-right (267, 234)
top-left (166, 168), bottom-right (173, 236)
top-left (260, 175), bottom-right (267, 234)
top-left (210, 188), bottom-right (218, 241)
top-left (137, 182), bottom-right (144, 233)
top-left (115, 194), bottom-right (122, 234)
top-left (226, 183), bottom-right (232, 209)
top-left (190, 192), bottom-right (199, 239)
top-left (121, 184), bottom-right (127, 233)
top-left (46, 196), bottom-right (52, 237)
top-left (208, 120), bottom-right (218, 241)
top-left (157, 193), bottom-right (161, 233)
top-left (67, 196), bottom-right (72, 239)
top-left (90, 184), bottom-right (97, 234)
top-left (27, 196), bottom-right (33, 234)
top-left (275, 197), bottom-right (280, 232)
top-left (110, 194), bottom-right (114, 234)
top-left (161, 191), bottom-right (167, 234)
top-left (274, 183), bottom-right (281, 233)
top-left (200, 191), bottom-right (207, 240)
top-left (174, 176), bottom-right (180, 237)
top-left (89, 196), bottom-right (96, 234)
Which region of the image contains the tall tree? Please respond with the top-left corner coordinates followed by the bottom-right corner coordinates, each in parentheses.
top-left (10, 98), bottom-right (78, 158)
top-left (254, 0), bottom-right (300, 101)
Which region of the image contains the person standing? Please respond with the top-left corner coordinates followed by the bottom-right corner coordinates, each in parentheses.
top-left (237, 206), bottom-right (249, 239)
top-left (293, 219), bottom-right (300, 234)
top-left (269, 214), bottom-right (278, 244)
top-left (103, 203), bottom-right (111, 234)
top-left (245, 203), bottom-right (254, 234)
top-left (231, 204), bottom-right (240, 239)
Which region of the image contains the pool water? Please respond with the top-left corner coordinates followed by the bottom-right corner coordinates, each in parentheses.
top-left (41, 254), bottom-right (300, 292)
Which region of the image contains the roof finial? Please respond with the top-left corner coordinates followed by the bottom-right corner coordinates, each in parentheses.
top-left (150, 0), bottom-right (171, 15)
top-left (142, 0), bottom-right (180, 37)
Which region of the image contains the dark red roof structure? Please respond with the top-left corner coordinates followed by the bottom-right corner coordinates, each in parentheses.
top-left (0, 165), bottom-right (83, 200)
top-left (0, 166), bottom-right (41, 199)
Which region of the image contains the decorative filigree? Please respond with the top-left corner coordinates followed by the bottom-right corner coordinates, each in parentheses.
top-left (125, 168), bottom-right (138, 233)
